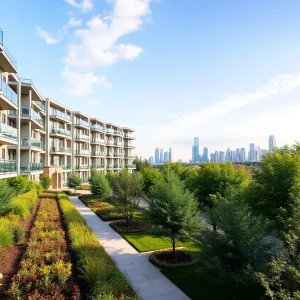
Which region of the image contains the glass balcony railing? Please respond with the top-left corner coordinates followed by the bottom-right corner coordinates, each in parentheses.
top-left (91, 137), bottom-right (105, 144)
top-left (21, 162), bottom-right (43, 172)
top-left (0, 79), bottom-right (18, 106)
top-left (124, 143), bottom-right (135, 148)
top-left (114, 141), bottom-right (123, 146)
top-left (21, 137), bottom-right (44, 150)
top-left (50, 146), bottom-right (71, 153)
top-left (106, 153), bottom-right (113, 157)
top-left (0, 160), bottom-right (16, 174)
top-left (21, 107), bottom-right (44, 128)
top-left (75, 134), bottom-right (89, 141)
top-left (50, 127), bottom-right (71, 137)
top-left (0, 123), bottom-right (17, 140)
top-left (107, 165), bottom-right (113, 169)
top-left (124, 154), bottom-right (136, 158)
top-left (106, 141), bottom-right (114, 145)
top-left (124, 133), bottom-right (136, 139)
top-left (0, 28), bottom-right (17, 68)
top-left (114, 130), bottom-right (123, 135)
top-left (0, 28), bottom-right (3, 45)
top-left (91, 164), bottom-right (105, 169)
top-left (90, 124), bottom-right (104, 131)
top-left (113, 153), bottom-right (123, 157)
top-left (75, 164), bottom-right (89, 169)
top-left (50, 110), bottom-right (71, 121)
top-left (75, 149), bottom-right (89, 155)
top-left (114, 165), bottom-right (122, 168)
top-left (76, 119), bottom-right (89, 127)
top-left (106, 128), bottom-right (114, 134)
top-left (33, 101), bottom-right (45, 111)
top-left (63, 164), bottom-right (71, 170)
top-left (91, 151), bottom-right (105, 156)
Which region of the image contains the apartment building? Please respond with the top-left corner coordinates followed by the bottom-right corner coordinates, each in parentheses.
top-left (0, 28), bottom-right (136, 186)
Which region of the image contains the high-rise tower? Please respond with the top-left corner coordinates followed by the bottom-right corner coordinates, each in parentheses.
top-left (269, 135), bottom-right (276, 152)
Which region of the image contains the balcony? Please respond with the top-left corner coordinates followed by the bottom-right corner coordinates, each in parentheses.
top-left (114, 141), bottom-right (123, 146)
top-left (33, 101), bottom-right (45, 112)
top-left (21, 162), bottom-right (43, 172)
top-left (114, 165), bottom-right (121, 168)
top-left (106, 128), bottom-right (114, 134)
top-left (21, 137), bottom-right (44, 150)
top-left (124, 143), bottom-right (135, 148)
top-left (113, 153), bottom-right (123, 157)
top-left (75, 149), bottom-right (89, 156)
top-left (91, 164), bottom-right (105, 169)
top-left (125, 164), bottom-right (136, 169)
top-left (124, 133), bottom-right (136, 139)
top-left (106, 141), bottom-right (114, 146)
top-left (91, 151), bottom-right (105, 157)
top-left (0, 78), bottom-right (18, 109)
top-left (0, 28), bottom-right (18, 73)
top-left (106, 153), bottom-right (113, 157)
top-left (75, 119), bottom-right (89, 128)
top-left (21, 107), bottom-right (44, 129)
top-left (75, 164), bottom-right (89, 170)
top-left (90, 124), bottom-right (104, 132)
top-left (63, 164), bottom-right (72, 170)
top-left (50, 110), bottom-right (71, 122)
top-left (106, 165), bottom-right (113, 169)
top-left (49, 146), bottom-right (71, 153)
top-left (124, 154), bottom-right (136, 158)
top-left (91, 137), bottom-right (105, 144)
top-left (75, 134), bottom-right (89, 141)
top-left (50, 127), bottom-right (71, 137)
top-left (114, 130), bottom-right (123, 136)
top-left (0, 123), bottom-right (17, 144)
top-left (0, 160), bottom-right (16, 174)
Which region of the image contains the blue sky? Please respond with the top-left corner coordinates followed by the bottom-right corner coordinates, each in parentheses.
top-left (1, 0), bottom-right (300, 161)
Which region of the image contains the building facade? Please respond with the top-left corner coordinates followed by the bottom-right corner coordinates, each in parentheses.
top-left (0, 28), bottom-right (136, 186)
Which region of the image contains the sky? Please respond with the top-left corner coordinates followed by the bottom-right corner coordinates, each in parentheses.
top-left (1, 0), bottom-right (300, 161)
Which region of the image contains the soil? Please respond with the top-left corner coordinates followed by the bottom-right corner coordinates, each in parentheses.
top-left (155, 249), bottom-right (193, 265)
top-left (111, 220), bottom-right (152, 233)
top-left (0, 199), bottom-right (41, 297)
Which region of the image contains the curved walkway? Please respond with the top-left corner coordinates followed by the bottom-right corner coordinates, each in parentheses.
top-left (69, 196), bottom-right (190, 300)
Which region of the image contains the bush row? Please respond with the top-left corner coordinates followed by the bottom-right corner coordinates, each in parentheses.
top-left (57, 193), bottom-right (138, 299)
top-left (0, 188), bottom-right (39, 248)
top-left (8, 198), bottom-right (80, 299)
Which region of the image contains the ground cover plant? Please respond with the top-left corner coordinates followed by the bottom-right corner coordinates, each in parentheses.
top-left (7, 198), bottom-right (80, 299)
top-left (57, 192), bottom-right (138, 299)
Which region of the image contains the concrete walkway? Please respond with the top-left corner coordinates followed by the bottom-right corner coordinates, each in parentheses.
top-left (69, 196), bottom-right (190, 300)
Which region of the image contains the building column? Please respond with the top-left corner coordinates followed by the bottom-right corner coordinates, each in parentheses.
top-left (16, 81), bottom-right (21, 174)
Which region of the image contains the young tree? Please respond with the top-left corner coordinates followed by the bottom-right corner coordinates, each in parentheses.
top-left (0, 180), bottom-right (16, 214)
top-left (141, 167), bottom-right (162, 194)
top-left (89, 170), bottom-right (111, 201)
top-left (111, 169), bottom-right (143, 224)
top-left (148, 172), bottom-right (201, 258)
top-left (200, 200), bottom-right (276, 300)
top-left (67, 173), bottom-right (82, 192)
top-left (40, 175), bottom-right (52, 190)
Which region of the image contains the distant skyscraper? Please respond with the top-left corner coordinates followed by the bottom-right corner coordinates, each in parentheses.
top-left (240, 148), bottom-right (246, 162)
top-left (149, 156), bottom-right (154, 165)
top-left (160, 148), bottom-right (163, 163)
top-left (155, 148), bottom-right (159, 164)
top-left (219, 151), bottom-right (225, 163)
top-left (215, 151), bottom-right (219, 163)
top-left (269, 135), bottom-right (276, 152)
top-left (169, 148), bottom-right (173, 162)
top-left (202, 147), bottom-right (209, 162)
top-left (192, 137), bottom-right (200, 163)
top-left (249, 143), bottom-right (256, 162)
top-left (163, 151), bottom-right (169, 163)
top-left (236, 148), bottom-right (240, 162)
top-left (210, 153), bottom-right (215, 162)
top-left (225, 148), bottom-right (231, 162)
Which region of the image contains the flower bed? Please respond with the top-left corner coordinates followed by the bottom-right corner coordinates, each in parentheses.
top-left (7, 198), bottom-right (80, 299)
top-left (57, 192), bottom-right (138, 299)
top-left (149, 248), bottom-right (198, 268)
top-left (110, 220), bottom-right (152, 233)
top-left (39, 192), bottom-right (58, 199)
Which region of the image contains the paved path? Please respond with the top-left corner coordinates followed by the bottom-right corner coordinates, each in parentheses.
top-left (69, 196), bottom-right (190, 300)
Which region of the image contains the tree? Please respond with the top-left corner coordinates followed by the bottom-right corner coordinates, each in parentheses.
top-left (133, 157), bottom-right (150, 172)
top-left (40, 175), bottom-right (52, 190)
top-left (67, 173), bottom-right (82, 192)
top-left (162, 162), bottom-right (185, 179)
top-left (141, 167), bottom-right (162, 194)
top-left (111, 169), bottom-right (143, 224)
top-left (200, 200), bottom-right (276, 300)
top-left (0, 180), bottom-right (16, 214)
top-left (247, 146), bottom-right (300, 238)
top-left (7, 175), bottom-right (30, 195)
top-left (148, 172), bottom-right (201, 258)
top-left (89, 169), bottom-right (111, 201)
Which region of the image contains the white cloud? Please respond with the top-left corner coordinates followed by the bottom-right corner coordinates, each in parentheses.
top-left (65, 0), bottom-right (93, 12)
top-left (36, 27), bottom-right (59, 45)
top-left (62, 69), bottom-right (111, 96)
top-left (36, 17), bottom-right (82, 45)
top-left (135, 74), bottom-right (300, 161)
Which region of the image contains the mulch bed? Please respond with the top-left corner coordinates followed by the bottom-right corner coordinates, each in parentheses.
top-left (0, 199), bottom-right (41, 297)
top-left (150, 249), bottom-right (197, 268)
top-left (110, 220), bottom-right (152, 233)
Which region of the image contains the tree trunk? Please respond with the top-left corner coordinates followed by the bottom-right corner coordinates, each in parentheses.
top-left (213, 223), bottom-right (217, 232)
top-left (172, 233), bottom-right (176, 261)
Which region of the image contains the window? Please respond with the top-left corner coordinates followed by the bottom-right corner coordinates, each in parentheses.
top-left (2, 148), bottom-right (5, 160)
top-left (2, 114), bottom-right (6, 124)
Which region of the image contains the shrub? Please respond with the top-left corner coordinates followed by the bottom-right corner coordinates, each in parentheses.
top-left (67, 173), bottom-right (82, 192)
top-left (40, 175), bottom-right (52, 190)
top-left (7, 175), bottom-right (30, 195)
top-left (40, 192), bottom-right (57, 199)
top-left (11, 224), bottom-right (25, 243)
top-left (90, 170), bottom-right (111, 201)
top-left (0, 179), bottom-right (16, 215)
top-left (0, 219), bottom-right (14, 247)
top-left (35, 183), bottom-right (43, 196)
top-left (80, 184), bottom-right (90, 190)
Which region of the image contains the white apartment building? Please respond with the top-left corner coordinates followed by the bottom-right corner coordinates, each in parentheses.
top-left (0, 28), bottom-right (136, 187)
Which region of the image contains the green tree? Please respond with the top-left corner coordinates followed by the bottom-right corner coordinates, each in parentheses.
top-left (148, 172), bottom-right (201, 258)
top-left (0, 180), bottom-right (16, 215)
top-left (133, 157), bottom-right (150, 172)
top-left (247, 146), bottom-right (300, 238)
top-left (67, 173), bottom-right (82, 192)
top-left (162, 162), bottom-right (185, 179)
top-left (89, 169), bottom-right (111, 201)
top-left (141, 167), bottom-right (162, 194)
top-left (111, 169), bottom-right (143, 224)
top-left (40, 175), bottom-right (52, 190)
top-left (200, 200), bottom-right (275, 300)
top-left (7, 175), bottom-right (30, 195)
